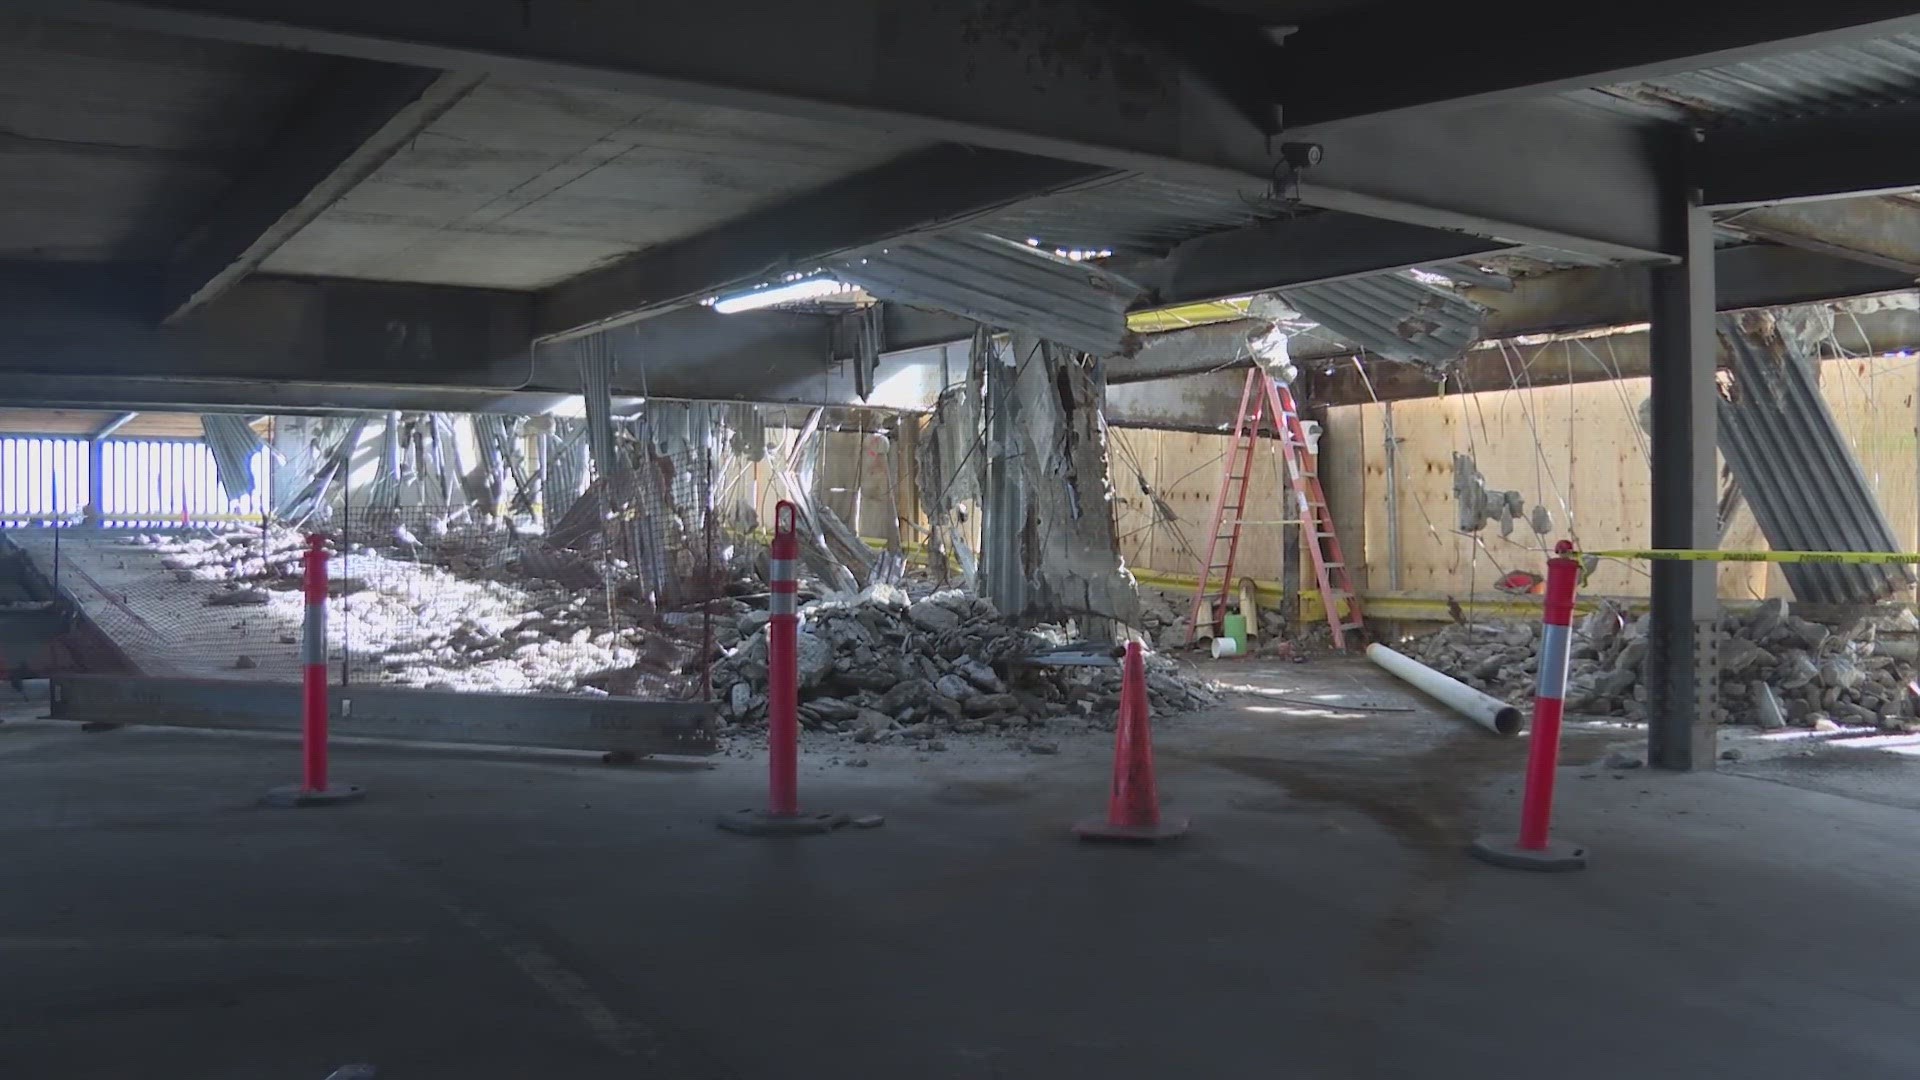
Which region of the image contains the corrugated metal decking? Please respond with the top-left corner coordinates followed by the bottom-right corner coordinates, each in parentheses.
top-left (1715, 310), bottom-right (1914, 605)
top-left (836, 232), bottom-right (1142, 356)
top-left (1585, 32), bottom-right (1920, 126)
top-left (1279, 273), bottom-right (1485, 369)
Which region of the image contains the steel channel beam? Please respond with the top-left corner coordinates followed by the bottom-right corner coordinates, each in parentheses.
top-left (1645, 202), bottom-right (1720, 772)
top-left (49, 675), bottom-right (717, 755)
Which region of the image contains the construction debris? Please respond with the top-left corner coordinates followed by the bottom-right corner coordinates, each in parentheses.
top-left (51, 523), bottom-right (705, 697)
top-left (1402, 599), bottom-right (1920, 731)
top-left (706, 583), bottom-right (1219, 741)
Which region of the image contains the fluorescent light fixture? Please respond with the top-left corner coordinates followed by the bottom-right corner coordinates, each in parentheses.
top-left (711, 277), bottom-right (851, 314)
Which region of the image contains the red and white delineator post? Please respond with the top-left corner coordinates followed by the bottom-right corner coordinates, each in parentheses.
top-left (264, 533), bottom-right (364, 807)
top-left (1470, 540), bottom-right (1587, 870)
top-left (719, 501), bottom-right (859, 835)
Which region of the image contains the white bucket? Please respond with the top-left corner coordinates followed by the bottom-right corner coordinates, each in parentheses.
top-left (1210, 637), bottom-right (1240, 659)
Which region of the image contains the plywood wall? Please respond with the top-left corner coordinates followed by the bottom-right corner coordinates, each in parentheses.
top-left (1109, 347), bottom-right (1920, 603)
top-left (1109, 425), bottom-right (1295, 583)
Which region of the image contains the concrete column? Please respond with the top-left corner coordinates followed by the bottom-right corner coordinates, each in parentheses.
top-left (1646, 197), bottom-right (1720, 771)
top-left (979, 333), bottom-right (1026, 618)
top-left (978, 331), bottom-right (1139, 635)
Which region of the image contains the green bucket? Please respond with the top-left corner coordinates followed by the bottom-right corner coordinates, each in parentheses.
top-left (1221, 613), bottom-right (1249, 653)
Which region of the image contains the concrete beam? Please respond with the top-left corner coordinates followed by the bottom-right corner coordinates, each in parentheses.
top-left (1303, 300), bottom-right (1920, 408)
top-left (163, 65), bottom-right (478, 324)
top-left (1277, 3), bottom-right (1920, 127)
top-left (1719, 196), bottom-right (1920, 276)
top-left (1466, 245), bottom-right (1915, 336)
top-left (1104, 368), bottom-right (1251, 431)
top-left (0, 264), bottom-right (532, 401)
top-left (537, 146), bottom-right (1111, 339)
top-left (1115, 244), bottom-right (1915, 395)
top-left (1107, 319), bottom-right (1270, 383)
top-left (41, 0), bottom-right (1675, 262)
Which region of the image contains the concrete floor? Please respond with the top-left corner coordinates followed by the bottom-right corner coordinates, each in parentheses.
top-left (3, 659), bottom-right (1919, 1078)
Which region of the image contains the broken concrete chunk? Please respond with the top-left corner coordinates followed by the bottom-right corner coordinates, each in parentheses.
top-left (906, 600), bottom-right (962, 632)
top-left (956, 658), bottom-right (1004, 694)
top-left (877, 678), bottom-right (934, 717)
top-left (852, 709), bottom-right (895, 743)
top-left (1818, 658), bottom-right (1863, 691)
top-left (1719, 637), bottom-right (1770, 676)
top-left (965, 693), bottom-right (1019, 716)
top-left (934, 672), bottom-right (977, 702)
top-left (1779, 652), bottom-right (1820, 689)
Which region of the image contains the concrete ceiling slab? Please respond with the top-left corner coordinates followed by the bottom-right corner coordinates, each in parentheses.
top-left (0, 17), bottom-right (327, 262)
top-left (260, 79), bottom-right (929, 290)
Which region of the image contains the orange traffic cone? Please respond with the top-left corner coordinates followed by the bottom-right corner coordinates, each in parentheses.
top-left (1074, 641), bottom-right (1189, 841)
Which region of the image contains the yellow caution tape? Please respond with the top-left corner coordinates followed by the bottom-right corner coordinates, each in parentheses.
top-left (1581, 548), bottom-right (1920, 565)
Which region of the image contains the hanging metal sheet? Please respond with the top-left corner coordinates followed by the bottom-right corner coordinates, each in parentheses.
top-left (835, 232), bottom-right (1142, 356)
top-left (1279, 272), bottom-right (1485, 370)
top-left (1716, 309), bottom-right (1914, 605)
top-left (199, 414), bottom-right (262, 501)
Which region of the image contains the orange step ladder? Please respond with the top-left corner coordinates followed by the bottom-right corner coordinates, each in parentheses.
top-left (1186, 368), bottom-right (1367, 650)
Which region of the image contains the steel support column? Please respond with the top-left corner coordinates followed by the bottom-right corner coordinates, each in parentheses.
top-left (1646, 198), bottom-right (1720, 771)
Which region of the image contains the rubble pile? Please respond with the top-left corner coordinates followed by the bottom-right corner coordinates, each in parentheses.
top-left (1403, 598), bottom-right (1920, 731)
top-left (708, 584), bottom-right (1220, 743)
top-left (132, 524), bottom-right (699, 696)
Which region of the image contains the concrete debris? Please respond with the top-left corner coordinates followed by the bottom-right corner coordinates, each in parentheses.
top-left (1603, 748), bottom-right (1645, 770)
top-left (1401, 596), bottom-right (1920, 732)
top-left (709, 584), bottom-right (1218, 746)
top-left (114, 523), bottom-right (701, 697)
top-left (1452, 453), bottom-right (1528, 537)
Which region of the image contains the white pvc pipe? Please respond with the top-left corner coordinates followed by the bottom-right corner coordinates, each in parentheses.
top-left (1366, 643), bottom-right (1522, 737)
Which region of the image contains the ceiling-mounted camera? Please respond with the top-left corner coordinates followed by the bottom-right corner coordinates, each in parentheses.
top-left (1279, 142), bottom-right (1323, 170)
